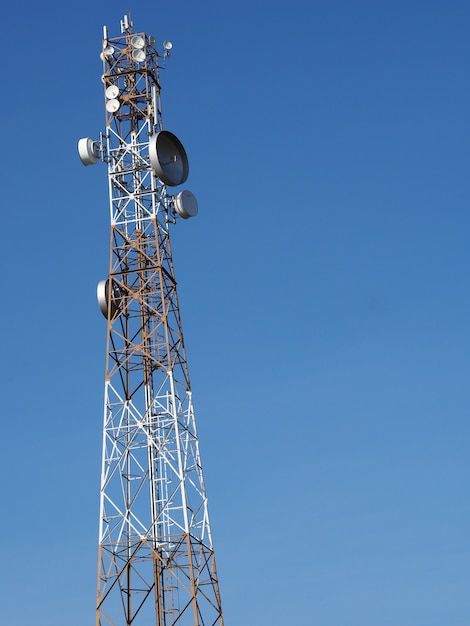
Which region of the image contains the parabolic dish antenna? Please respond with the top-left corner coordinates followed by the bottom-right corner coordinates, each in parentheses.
top-left (149, 131), bottom-right (189, 186)
top-left (132, 49), bottom-right (146, 63)
top-left (106, 98), bottom-right (120, 113)
top-left (148, 36), bottom-right (156, 47)
top-left (78, 137), bottom-right (99, 166)
top-left (105, 85), bottom-right (119, 99)
top-left (174, 190), bottom-right (198, 219)
top-left (131, 35), bottom-right (145, 49)
top-left (102, 45), bottom-right (114, 59)
top-left (97, 279), bottom-right (122, 319)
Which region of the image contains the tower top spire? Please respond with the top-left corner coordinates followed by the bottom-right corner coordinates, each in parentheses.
top-left (120, 13), bottom-right (132, 34)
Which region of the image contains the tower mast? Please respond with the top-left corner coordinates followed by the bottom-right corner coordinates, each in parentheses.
top-left (78, 15), bottom-right (223, 626)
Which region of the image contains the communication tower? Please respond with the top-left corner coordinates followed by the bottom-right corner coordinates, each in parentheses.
top-left (78, 15), bottom-right (224, 626)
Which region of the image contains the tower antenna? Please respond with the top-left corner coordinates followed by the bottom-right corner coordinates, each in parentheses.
top-left (78, 15), bottom-right (223, 625)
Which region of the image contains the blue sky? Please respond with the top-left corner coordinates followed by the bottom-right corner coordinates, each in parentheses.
top-left (1, 1), bottom-right (469, 624)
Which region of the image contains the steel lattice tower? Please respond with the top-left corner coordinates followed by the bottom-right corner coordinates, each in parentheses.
top-left (78, 15), bottom-right (223, 626)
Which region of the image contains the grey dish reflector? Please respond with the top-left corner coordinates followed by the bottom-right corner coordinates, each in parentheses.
top-left (149, 131), bottom-right (189, 186)
top-left (174, 190), bottom-right (198, 219)
top-left (97, 279), bottom-right (122, 319)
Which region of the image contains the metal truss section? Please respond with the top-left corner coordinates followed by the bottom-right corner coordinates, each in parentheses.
top-left (95, 16), bottom-right (223, 626)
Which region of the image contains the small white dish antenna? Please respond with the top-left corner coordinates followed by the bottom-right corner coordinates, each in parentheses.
top-left (148, 36), bottom-right (156, 47)
top-left (78, 137), bottom-right (99, 166)
top-left (106, 98), bottom-right (120, 113)
top-left (102, 45), bottom-right (114, 59)
top-left (149, 130), bottom-right (189, 187)
top-left (131, 35), bottom-right (145, 49)
top-left (174, 190), bottom-right (198, 219)
top-left (163, 40), bottom-right (172, 57)
top-left (132, 49), bottom-right (146, 63)
top-left (105, 85), bottom-right (119, 99)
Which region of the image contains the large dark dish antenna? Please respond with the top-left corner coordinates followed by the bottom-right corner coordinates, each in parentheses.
top-left (149, 130), bottom-right (189, 186)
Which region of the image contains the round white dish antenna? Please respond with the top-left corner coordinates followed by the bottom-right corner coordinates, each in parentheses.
top-left (97, 279), bottom-right (122, 319)
top-left (132, 49), bottom-right (146, 63)
top-left (78, 137), bottom-right (99, 166)
top-left (131, 35), bottom-right (145, 49)
top-left (106, 98), bottom-right (120, 113)
top-left (105, 85), bottom-right (119, 99)
top-left (174, 190), bottom-right (198, 219)
top-left (148, 36), bottom-right (156, 47)
top-left (163, 40), bottom-right (173, 51)
top-left (149, 131), bottom-right (189, 186)
top-left (101, 45), bottom-right (114, 59)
